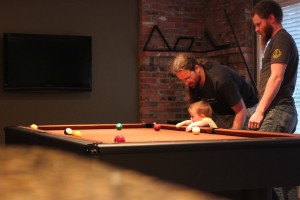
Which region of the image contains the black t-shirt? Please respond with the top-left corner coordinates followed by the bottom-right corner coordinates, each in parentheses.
top-left (189, 64), bottom-right (258, 115)
top-left (260, 29), bottom-right (298, 104)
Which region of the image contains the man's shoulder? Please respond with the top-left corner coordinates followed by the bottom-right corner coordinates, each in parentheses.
top-left (205, 65), bottom-right (239, 81)
top-left (204, 64), bottom-right (232, 73)
top-left (273, 29), bottom-right (295, 44)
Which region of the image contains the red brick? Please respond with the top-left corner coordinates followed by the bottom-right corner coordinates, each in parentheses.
top-left (139, 0), bottom-right (254, 124)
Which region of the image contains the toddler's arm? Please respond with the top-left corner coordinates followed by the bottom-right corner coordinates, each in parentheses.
top-left (176, 120), bottom-right (192, 128)
top-left (186, 120), bottom-right (209, 132)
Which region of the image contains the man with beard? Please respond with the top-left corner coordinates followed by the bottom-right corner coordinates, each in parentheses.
top-left (171, 54), bottom-right (258, 130)
top-left (250, 1), bottom-right (299, 199)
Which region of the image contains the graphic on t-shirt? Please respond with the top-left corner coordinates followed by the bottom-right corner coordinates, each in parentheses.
top-left (196, 97), bottom-right (217, 104)
top-left (272, 49), bottom-right (282, 58)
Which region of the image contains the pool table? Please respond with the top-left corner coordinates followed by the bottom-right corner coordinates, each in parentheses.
top-left (4, 123), bottom-right (300, 195)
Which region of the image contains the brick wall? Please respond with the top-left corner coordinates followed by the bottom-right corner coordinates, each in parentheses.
top-left (139, 0), bottom-right (255, 124)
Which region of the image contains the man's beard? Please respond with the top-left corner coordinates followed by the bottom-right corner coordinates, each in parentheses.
top-left (188, 74), bottom-right (201, 89)
top-left (260, 24), bottom-right (273, 50)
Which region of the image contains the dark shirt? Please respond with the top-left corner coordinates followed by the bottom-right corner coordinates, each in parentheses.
top-left (260, 29), bottom-right (298, 105)
top-left (189, 64), bottom-right (258, 115)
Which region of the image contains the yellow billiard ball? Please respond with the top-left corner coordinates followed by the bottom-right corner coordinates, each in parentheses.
top-left (30, 124), bottom-right (38, 129)
top-left (73, 130), bottom-right (82, 137)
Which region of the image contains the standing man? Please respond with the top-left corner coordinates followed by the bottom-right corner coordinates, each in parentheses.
top-left (171, 53), bottom-right (258, 129)
top-left (250, 0), bottom-right (299, 199)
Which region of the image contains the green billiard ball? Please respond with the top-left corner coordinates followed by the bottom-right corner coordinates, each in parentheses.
top-left (116, 123), bottom-right (123, 130)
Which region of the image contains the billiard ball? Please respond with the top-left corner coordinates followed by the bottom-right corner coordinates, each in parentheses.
top-left (153, 123), bottom-right (161, 131)
top-left (30, 124), bottom-right (38, 129)
top-left (192, 127), bottom-right (200, 134)
top-left (73, 130), bottom-right (82, 137)
top-left (114, 135), bottom-right (125, 143)
top-left (116, 123), bottom-right (123, 130)
top-left (64, 128), bottom-right (73, 135)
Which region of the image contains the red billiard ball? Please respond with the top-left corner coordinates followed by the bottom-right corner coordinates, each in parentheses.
top-left (114, 135), bottom-right (125, 143)
top-left (153, 123), bottom-right (161, 131)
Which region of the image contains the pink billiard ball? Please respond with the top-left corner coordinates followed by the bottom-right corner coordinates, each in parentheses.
top-left (114, 135), bottom-right (125, 143)
top-left (153, 123), bottom-right (161, 131)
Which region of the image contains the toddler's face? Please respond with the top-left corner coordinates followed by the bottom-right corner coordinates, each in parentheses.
top-left (189, 108), bottom-right (203, 122)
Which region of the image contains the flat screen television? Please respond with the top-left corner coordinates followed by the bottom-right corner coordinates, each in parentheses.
top-left (3, 33), bottom-right (92, 91)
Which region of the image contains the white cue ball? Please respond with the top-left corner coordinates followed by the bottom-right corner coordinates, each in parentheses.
top-left (192, 127), bottom-right (200, 134)
top-left (64, 128), bottom-right (73, 135)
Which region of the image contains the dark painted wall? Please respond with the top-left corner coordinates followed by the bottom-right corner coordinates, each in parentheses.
top-left (0, 0), bottom-right (139, 144)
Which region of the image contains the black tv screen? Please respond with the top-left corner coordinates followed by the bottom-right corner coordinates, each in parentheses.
top-left (3, 33), bottom-right (92, 91)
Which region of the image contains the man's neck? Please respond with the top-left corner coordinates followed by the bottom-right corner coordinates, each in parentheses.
top-left (272, 24), bottom-right (283, 37)
top-left (199, 66), bottom-right (205, 89)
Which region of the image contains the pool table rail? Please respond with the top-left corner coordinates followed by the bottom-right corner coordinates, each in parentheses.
top-left (4, 123), bottom-right (300, 194)
top-left (16, 123), bottom-right (300, 139)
